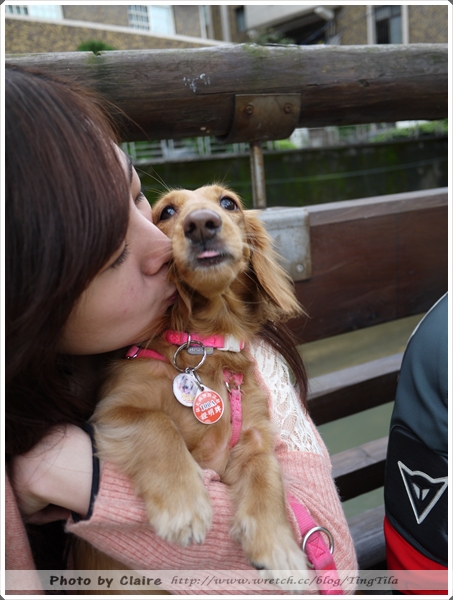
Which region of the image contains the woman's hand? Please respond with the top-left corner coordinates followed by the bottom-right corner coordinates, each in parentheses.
top-left (11, 424), bottom-right (93, 523)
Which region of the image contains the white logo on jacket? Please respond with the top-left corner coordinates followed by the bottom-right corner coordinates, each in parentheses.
top-left (398, 461), bottom-right (448, 525)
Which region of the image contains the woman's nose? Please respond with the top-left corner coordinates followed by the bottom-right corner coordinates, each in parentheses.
top-left (142, 223), bottom-right (173, 273)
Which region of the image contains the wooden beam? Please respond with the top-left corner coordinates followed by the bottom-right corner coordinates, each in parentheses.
top-left (6, 44), bottom-right (447, 141)
top-left (332, 436), bottom-right (388, 501)
top-left (348, 505), bottom-right (386, 569)
top-left (304, 186), bottom-right (448, 226)
top-left (307, 355), bottom-right (402, 425)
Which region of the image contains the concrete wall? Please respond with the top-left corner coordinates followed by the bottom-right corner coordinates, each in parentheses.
top-left (408, 5), bottom-right (448, 43)
top-left (336, 6), bottom-right (368, 45)
top-left (5, 19), bottom-right (211, 54)
top-left (174, 5), bottom-right (203, 38)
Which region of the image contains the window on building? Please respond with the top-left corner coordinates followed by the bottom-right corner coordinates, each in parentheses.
top-left (374, 5), bottom-right (402, 44)
top-left (128, 6), bottom-right (150, 30)
top-left (235, 7), bottom-right (246, 33)
top-left (6, 5), bottom-right (28, 16)
top-left (128, 5), bottom-right (174, 35)
top-left (6, 5), bottom-right (61, 19)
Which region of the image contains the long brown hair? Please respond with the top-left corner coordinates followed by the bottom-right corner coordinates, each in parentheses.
top-left (5, 64), bottom-right (130, 458)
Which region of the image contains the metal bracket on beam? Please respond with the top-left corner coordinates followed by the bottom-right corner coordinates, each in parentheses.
top-left (259, 207), bottom-right (311, 282)
top-left (219, 93), bottom-right (301, 144)
top-left (219, 94), bottom-right (301, 209)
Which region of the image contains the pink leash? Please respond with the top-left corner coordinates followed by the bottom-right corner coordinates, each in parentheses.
top-left (288, 494), bottom-right (343, 594)
top-left (218, 368), bottom-right (342, 593)
top-left (222, 370), bottom-right (243, 448)
top-left (222, 369), bottom-right (342, 593)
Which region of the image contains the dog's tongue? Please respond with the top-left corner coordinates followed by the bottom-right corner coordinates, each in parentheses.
top-left (197, 250), bottom-right (220, 259)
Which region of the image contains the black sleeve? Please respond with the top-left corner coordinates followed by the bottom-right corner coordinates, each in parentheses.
top-left (71, 423), bottom-right (100, 523)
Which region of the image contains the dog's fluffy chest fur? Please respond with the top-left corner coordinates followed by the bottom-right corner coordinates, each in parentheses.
top-left (100, 340), bottom-right (266, 476)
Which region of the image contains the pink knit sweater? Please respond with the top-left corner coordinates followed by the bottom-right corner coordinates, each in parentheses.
top-left (6, 342), bottom-right (358, 594)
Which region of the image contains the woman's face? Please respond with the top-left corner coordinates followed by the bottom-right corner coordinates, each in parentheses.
top-left (59, 151), bottom-right (176, 355)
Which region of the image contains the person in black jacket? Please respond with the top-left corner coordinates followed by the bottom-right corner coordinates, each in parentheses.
top-left (384, 293), bottom-right (448, 594)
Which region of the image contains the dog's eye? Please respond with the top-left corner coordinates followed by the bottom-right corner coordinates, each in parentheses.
top-left (159, 205), bottom-right (177, 221)
top-left (220, 197), bottom-right (238, 211)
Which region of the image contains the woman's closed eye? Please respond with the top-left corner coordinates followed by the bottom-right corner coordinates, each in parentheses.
top-left (135, 190), bottom-right (146, 204)
top-left (110, 243), bottom-right (130, 269)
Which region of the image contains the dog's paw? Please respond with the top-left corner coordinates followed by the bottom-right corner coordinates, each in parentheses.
top-left (248, 527), bottom-right (309, 572)
top-left (232, 517), bottom-right (312, 593)
top-left (145, 470), bottom-right (213, 546)
top-left (256, 539), bottom-right (314, 595)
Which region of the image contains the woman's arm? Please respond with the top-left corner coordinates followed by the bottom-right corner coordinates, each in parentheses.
top-left (11, 424), bottom-right (92, 522)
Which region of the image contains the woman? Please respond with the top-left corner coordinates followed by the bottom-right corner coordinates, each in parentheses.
top-left (6, 64), bottom-right (357, 594)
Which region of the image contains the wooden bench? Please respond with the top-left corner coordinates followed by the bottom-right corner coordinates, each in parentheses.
top-left (9, 43), bottom-right (448, 569)
top-left (297, 188), bottom-right (448, 567)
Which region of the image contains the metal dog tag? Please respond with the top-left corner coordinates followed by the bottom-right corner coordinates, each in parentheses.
top-left (173, 371), bottom-right (202, 407)
top-left (193, 389), bottom-right (224, 425)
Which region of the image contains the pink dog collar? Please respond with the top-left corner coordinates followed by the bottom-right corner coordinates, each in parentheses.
top-left (164, 330), bottom-right (245, 352)
top-left (126, 345), bottom-right (168, 361)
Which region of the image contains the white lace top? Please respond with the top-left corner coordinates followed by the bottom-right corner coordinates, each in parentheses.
top-left (249, 339), bottom-right (323, 455)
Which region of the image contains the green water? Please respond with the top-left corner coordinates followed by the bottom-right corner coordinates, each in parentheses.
top-left (298, 313), bottom-right (424, 518)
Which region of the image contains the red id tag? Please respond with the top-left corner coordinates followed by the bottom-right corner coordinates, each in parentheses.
top-left (193, 389), bottom-right (224, 424)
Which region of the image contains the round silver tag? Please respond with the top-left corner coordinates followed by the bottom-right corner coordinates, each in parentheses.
top-left (173, 372), bottom-right (201, 407)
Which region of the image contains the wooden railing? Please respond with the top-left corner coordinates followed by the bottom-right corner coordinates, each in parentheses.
top-left (7, 44), bottom-right (447, 137)
top-left (8, 44), bottom-right (448, 569)
top-left (7, 43), bottom-right (447, 207)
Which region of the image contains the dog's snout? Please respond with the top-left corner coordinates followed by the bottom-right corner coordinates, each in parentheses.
top-left (183, 209), bottom-right (222, 243)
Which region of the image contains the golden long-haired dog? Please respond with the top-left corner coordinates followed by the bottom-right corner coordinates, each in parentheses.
top-left (76, 185), bottom-right (309, 581)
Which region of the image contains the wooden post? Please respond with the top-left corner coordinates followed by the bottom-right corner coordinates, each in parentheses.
top-left (249, 141), bottom-right (267, 208)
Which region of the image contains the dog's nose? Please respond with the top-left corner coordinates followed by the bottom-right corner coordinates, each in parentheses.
top-left (183, 209), bottom-right (222, 243)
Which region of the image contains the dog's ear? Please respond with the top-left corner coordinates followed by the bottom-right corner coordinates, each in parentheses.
top-left (166, 262), bottom-right (194, 331)
top-left (244, 210), bottom-right (305, 322)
